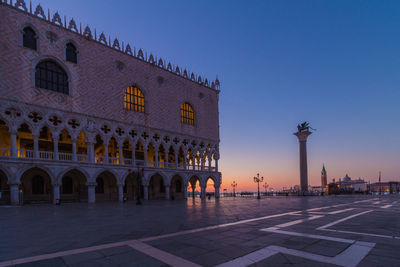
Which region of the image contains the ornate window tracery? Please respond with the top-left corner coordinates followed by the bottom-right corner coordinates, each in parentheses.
top-left (35, 60), bottom-right (69, 94)
top-left (180, 102), bottom-right (194, 125)
top-left (124, 86), bottom-right (145, 113)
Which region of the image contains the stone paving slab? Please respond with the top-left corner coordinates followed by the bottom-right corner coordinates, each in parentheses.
top-left (1, 195), bottom-right (399, 266)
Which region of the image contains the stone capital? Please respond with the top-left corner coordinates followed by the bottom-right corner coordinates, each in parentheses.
top-left (294, 131), bottom-right (312, 142)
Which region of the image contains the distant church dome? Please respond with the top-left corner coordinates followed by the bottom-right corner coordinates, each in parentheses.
top-left (343, 174), bottom-right (351, 182)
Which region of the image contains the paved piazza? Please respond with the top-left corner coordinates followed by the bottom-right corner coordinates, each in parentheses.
top-left (1, 195), bottom-right (399, 266)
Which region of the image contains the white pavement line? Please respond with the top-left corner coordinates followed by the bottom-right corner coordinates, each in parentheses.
top-left (128, 241), bottom-right (201, 267)
top-left (321, 228), bottom-right (400, 239)
top-left (0, 240), bottom-right (133, 267)
top-left (260, 228), bottom-right (355, 244)
top-left (214, 247), bottom-right (278, 267)
top-left (139, 211), bottom-right (301, 242)
top-left (316, 210), bottom-right (373, 230)
top-left (309, 208), bottom-right (355, 215)
top-left (215, 242), bottom-right (375, 267)
top-left (274, 215), bottom-right (324, 228)
top-left (381, 204), bottom-right (392, 209)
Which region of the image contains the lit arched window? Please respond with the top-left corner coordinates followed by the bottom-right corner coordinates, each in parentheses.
top-left (23, 27), bottom-right (37, 50)
top-left (66, 43), bottom-right (77, 63)
top-left (35, 60), bottom-right (69, 94)
top-left (181, 102), bottom-right (194, 125)
top-left (124, 86), bottom-right (145, 113)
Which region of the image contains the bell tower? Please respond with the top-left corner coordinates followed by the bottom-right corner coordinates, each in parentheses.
top-left (321, 164), bottom-right (327, 188)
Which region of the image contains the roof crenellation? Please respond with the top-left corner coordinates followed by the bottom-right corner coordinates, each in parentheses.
top-left (2, 0), bottom-right (221, 91)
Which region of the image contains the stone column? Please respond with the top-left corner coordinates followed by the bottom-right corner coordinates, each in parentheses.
top-left (155, 148), bottom-right (159, 167)
top-left (53, 184), bottom-right (60, 204)
top-left (104, 140), bottom-right (109, 164)
top-left (131, 143), bottom-right (136, 166)
top-left (53, 137), bottom-right (59, 160)
top-left (165, 184), bottom-right (170, 200)
top-left (144, 145), bottom-right (148, 167)
top-left (10, 132), bottom-right (17, 158)
top-left (118, 183), bottom-right (124, 202)
top-left (165, 151), bottom-right (169, 168)
top-left (184, 152), bottom-right (187, 170)
top-left (143, 185), bottom-right (149, 200)
top-left (88, 142), bottom-right (95, 163)
top-left (87, 183), bottom-right (96, 203)
top-left (184, 183), bottom-right (188, 199)
top-left (72, 138), bottom-right (77, 161)
top-left (201, 185), bottom-right (206, 199)
top-left (33, 134), bottom-right (39, 159)
top-left (192, 154), bottom-right (196, 170)
top-left (118, 142), bottom-right (123, 165)
top-left (190, 181), bottom-right (196, 198)
top-left (175, 151), bottom-right (179, 169)
top-left (214, 184), bottom-right (220, 198)
top-left (294, 131), bottom-right (312, 193)
top-left (208, 155), bottom-right (212, 171)
top-left (9, 184), bottom-right (19, 205)
top-left (200, 151), bottom-right (205, 171)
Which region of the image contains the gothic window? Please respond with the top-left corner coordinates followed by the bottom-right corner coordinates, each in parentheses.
top-left (23, 27), bottom-right (37, 50)
top-left (124, 86), bottom-right (145, 113)
top-left (96, 177), bottom-right (104, 194)
top-left (32, 175), bottom-right (44, 194)
top-left (62, 176), bottom-right (73, 194)
top-left (35, 60), bottom-right (69, 94)
top-left (65, 43), bottom-right (77, 63)
top-left (180, 102), bottom-right (194, 125)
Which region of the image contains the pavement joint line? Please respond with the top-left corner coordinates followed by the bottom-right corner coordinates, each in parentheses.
top-left (381, 204), bottom-right (392, 209)
top-left (309, 208), bottom-right (355, 215)
top-left (320, 228), bottom-right (400, 239)
top-left (316, 210), bottom-right (374, 230)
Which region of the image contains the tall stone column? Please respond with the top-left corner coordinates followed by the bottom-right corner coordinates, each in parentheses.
top-left (192, 154), bottom-right (196, 170)
top-left (53, 137), bottom-right (59, 160)
top-left (175, 151), bottom-right (179, 169)
top-left (104, 140), bottom-right (109, 164)
top-left (184, 152), bottom-right (187, 170)
top-left (201, 185), bottom-right (206, 199)
top-left (118, 142), bottom-right (123, 165)
top-left (294, 131), bottom-right (312, 193)
top-left (200, 151), bottom-right (205, 171)
top-left (88, 142), bottom-right (95, 163)
top-left (144, 145), bottom-right (148, 167)
top-left (131, 143), bottom-right (136, 166)
top-left (87, 183), bottom-right (96, 203)
top-left (9, 184), bottom-right (19, 205)
top-left (118, 183), bottom-right (124, 202)
top-left (214, 184), bottom-right (220, 198)
top-left (155, 148), bottom-right (159, 167)
top-left (53, 184), bottom-right (60, 204)
top-left (72, 138), bottom-right (77, 161)
top-left (33, 134), bottom-right (39, 159)
top-left (10, 132), bottom-right (17, 158)
top-left (143, 185), bottom-right (149, 200)
top-left (165, 184), bottom-right (170, 200)
top-left (183, 183), bottom-right (188, 199)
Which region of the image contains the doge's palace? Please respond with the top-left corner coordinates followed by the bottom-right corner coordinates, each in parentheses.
top-left (0, 0), bottom-right (221, 205)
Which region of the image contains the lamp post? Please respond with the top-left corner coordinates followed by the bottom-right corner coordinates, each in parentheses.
top-left (231, 181), bottom-right (237, 197)
top-left (253, 173), bottom-right (264, 199)
top-left (136, 166), bottom-right (144, 205)
top-left (263, 182), bottom-right (269, 196)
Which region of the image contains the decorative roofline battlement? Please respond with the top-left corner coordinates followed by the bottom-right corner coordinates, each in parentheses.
top-left (1, 0), bottom-right (221, 91)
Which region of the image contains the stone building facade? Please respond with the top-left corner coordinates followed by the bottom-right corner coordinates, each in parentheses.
top-left (0, 0), bottom-right (221, 205)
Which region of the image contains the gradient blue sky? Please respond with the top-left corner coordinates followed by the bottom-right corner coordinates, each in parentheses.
top-left (33, 0), bottom-right (400, 190)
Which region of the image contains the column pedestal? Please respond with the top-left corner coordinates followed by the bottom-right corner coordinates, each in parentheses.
top-left (143, 185), bottom-right (149, 200)
top-left (88, 184), bottom-right (96, 203)
top-left (53, 184), bottom-right (60, 204)
top-left (214, 185), bottom-right (220, 198)
top-left (118, 184), bottom-right (124, 202)
top-left (201, 186), bottom-right (206, 199)
top-left (165, 185), bottom-right (170, 200)
top-left (10, 184), bottom-right (19, 205)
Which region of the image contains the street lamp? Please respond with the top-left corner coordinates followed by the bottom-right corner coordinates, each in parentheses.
top-left (253, 173), bottom-right (264, 199)
top-left (263, 182), bottom-right (269, 196)
top-left (231, 181), bottom-right (237, 197)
